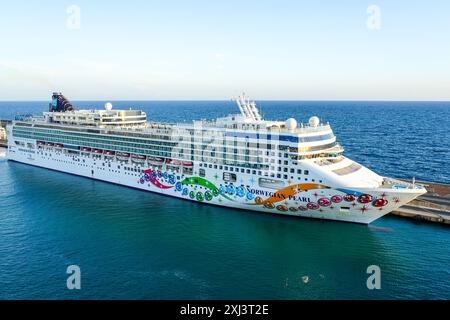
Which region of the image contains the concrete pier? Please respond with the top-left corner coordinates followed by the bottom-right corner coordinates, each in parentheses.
top-left (392, 180), bottom-right (450, 225)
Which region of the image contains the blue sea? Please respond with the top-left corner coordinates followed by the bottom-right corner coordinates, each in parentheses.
top-left (0, 100), bottom-right (449, 299)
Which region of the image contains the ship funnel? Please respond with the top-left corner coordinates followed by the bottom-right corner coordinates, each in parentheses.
top-left (49, 92), bottom-right (75, 112)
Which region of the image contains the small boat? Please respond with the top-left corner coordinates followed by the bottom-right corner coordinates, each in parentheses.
top-left (116, 152), bottom-right (130, 158)
top-left (167, 159), bottom-right (182, 166)
top-left (55, 143), bottom-right (64, 148)
top-left (183, 161), bottom-right (193, 167)
top-left (147, 156), bottom-right (164, 164)
top-left (36, 141), bottom-right (45, 146)
top-left (92, 148), bottom-right (103, 154)
top-left (131, 154), bottom-right (146, 162)
top-left (46, 142), bottom-right (54, 147)
top-left (80, 147), bottom-right (91, 152)
top-left (104, 150), bottom-right (116, 156)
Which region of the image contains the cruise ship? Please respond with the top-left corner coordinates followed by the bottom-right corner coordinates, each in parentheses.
top-left (6, 93), bottom-right (426, 224)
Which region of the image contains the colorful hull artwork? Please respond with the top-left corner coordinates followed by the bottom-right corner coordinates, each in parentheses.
top-left (137, 169), bottom-right (391, 217)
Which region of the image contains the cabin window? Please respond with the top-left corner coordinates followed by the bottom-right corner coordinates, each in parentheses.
top-left (304, 170), bottom-right (309, 175)
top-left (199, 169), bottom-right (205, 177)
top-left (258, 178), bottom-right (285, 190)
top-left (223, 172), bottom-right (237, 182)
top-left (297, 169), bottom-right (302, 174)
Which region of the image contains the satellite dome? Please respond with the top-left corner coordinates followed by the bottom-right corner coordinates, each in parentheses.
top-left (285, 118), bottom-right (297, 130)
top-left (309, 116), bottom-right (320, 127)
top-left (104, 102), bottom-right (113, 111)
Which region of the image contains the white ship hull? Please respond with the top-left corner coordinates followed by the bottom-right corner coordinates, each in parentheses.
top-left (7, 143), bottom-right (425, 224)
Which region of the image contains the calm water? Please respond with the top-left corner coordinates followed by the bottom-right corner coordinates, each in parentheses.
top-left (0, 101), bottom-right (449, 299)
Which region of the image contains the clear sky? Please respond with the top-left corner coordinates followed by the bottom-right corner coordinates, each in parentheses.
top-left (0, 0), bottom-right (449, 100)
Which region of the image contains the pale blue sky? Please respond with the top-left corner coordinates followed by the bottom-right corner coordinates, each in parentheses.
top-left (0, 0), bottom-right (449, 100)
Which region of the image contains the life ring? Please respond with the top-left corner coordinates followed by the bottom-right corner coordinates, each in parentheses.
top-left (318, 198), bottom-right (331, 207)
top-left (344, 194), bottom-right (356, 202)
top-left (372, 199), bottom-right (388, 207)
top-left (358, 194), bottom-right (373, 204)
top-left (331, 195), bottom-right (343, 203)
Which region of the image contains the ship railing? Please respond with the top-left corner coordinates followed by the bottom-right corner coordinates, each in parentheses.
top-left (382, 177), bottom-right (425, 190)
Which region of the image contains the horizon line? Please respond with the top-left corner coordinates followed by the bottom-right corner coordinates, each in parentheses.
top-left (1, 98), bottom-right (450, 103)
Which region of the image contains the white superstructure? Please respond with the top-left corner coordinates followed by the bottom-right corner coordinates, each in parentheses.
top-left (6, 92), bottom-right (426, 224)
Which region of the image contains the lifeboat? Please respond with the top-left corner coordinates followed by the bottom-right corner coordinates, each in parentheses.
top-left (55, 143), bottom-right (64, 148)
top-left (167, 159), bottom-right (182, 166)
top-left (116, 152), bottom-right (130, 158)
top-left (104, 150), bottom-right (116, 156)
top-left (36, 141), bottom-right (45, 146)
top-left (46, 142), bottom-right (54, 147)
top-left (182, 161), bottom-right (193, 167)
top-left (92, 148), bottom-right (103, 154)
top-left (80, 147), bottom-right (91, 152)
top-left (131, 154), bottom-right (146, 162)
top-left (150, 157), bottom-right (165, 164)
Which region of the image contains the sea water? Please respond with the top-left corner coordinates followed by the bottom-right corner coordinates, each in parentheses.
top-left (0, 101), bottom-right (449, 299)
